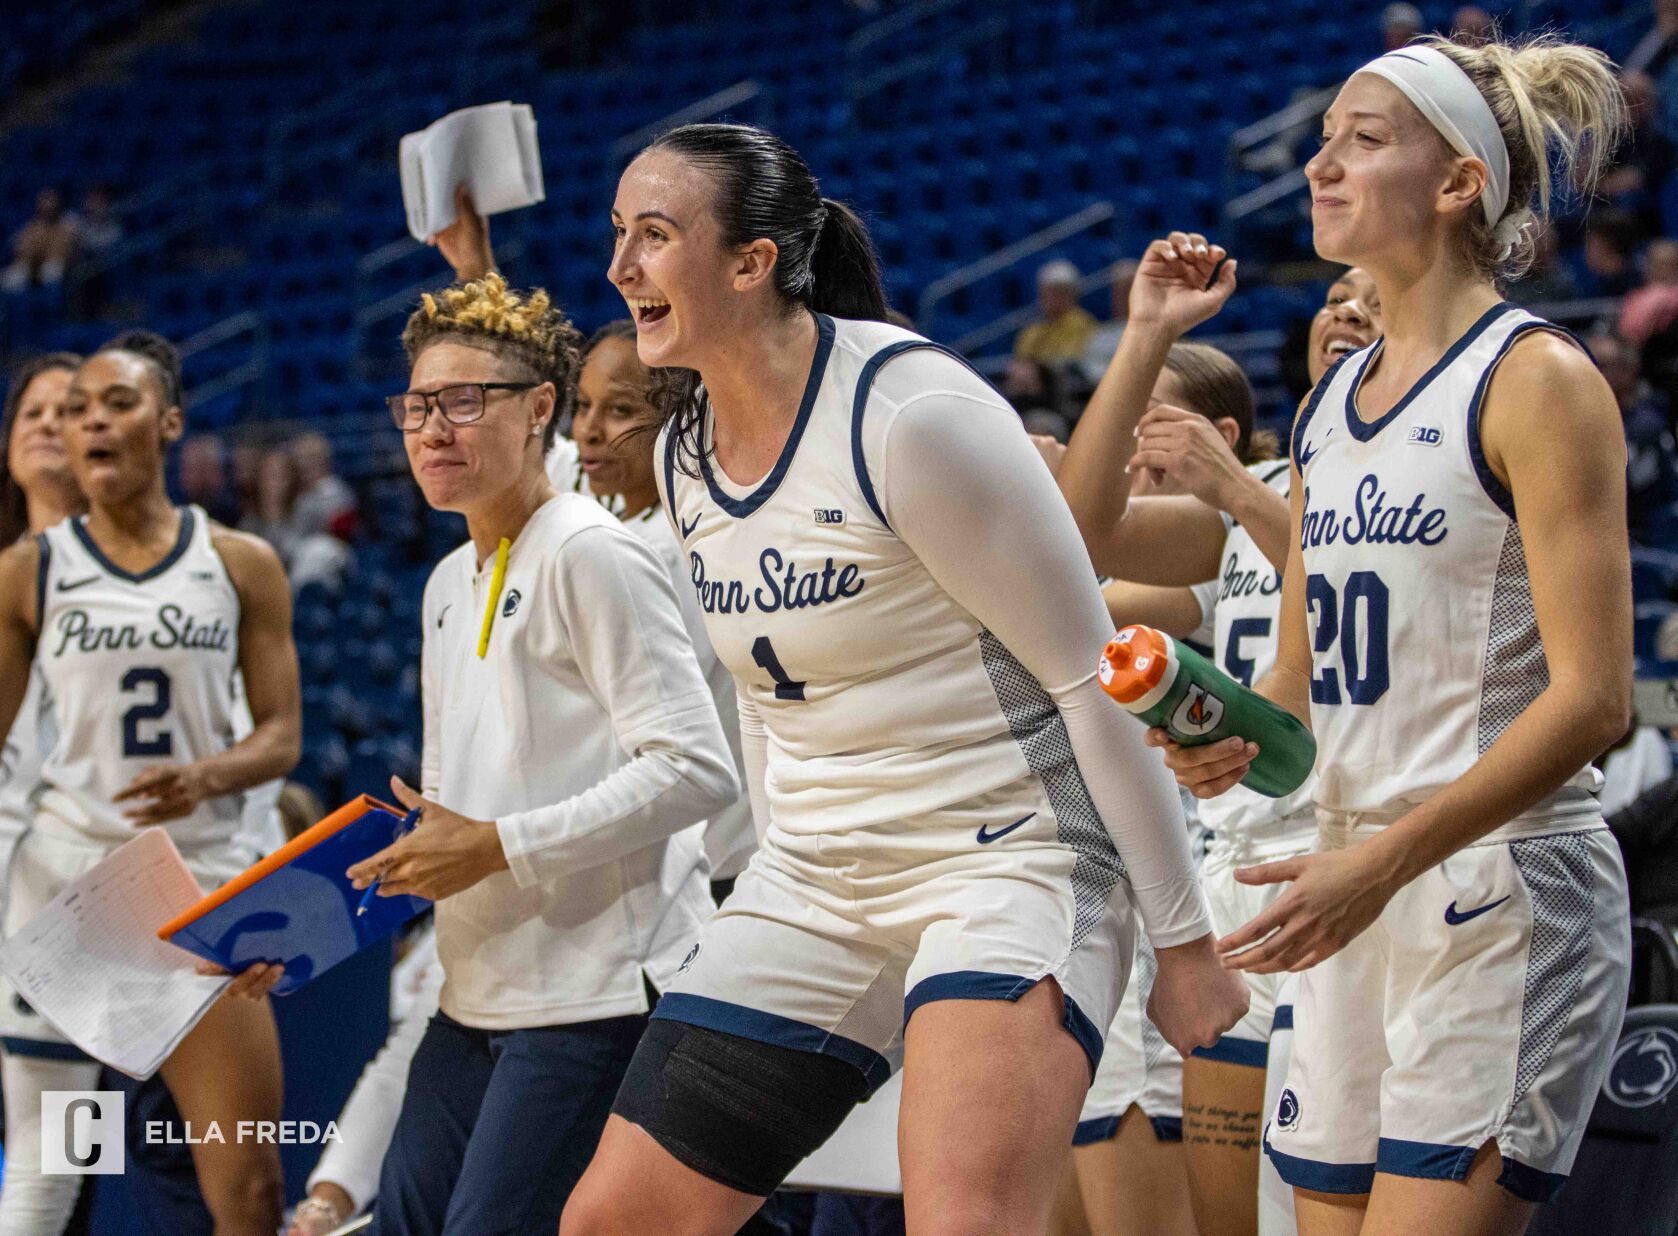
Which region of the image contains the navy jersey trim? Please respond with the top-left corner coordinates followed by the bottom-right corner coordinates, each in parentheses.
top-left (1258, 460), bottom-right (1291, 487)
top-left (850, 339), bottom-right (993, 531)
top-left (698, 312), bottom-right (836, 519)
top-left (1344, 302), bottom-right (1516, 442)
top-left (72, 506), bottom-right (195, 583)
top-left (1464, 320), bottom-right (1583, 522)
top-left (33, 532), bottom-right (49, 631)
top-left (1290, 350), bottom-right (1355, 469)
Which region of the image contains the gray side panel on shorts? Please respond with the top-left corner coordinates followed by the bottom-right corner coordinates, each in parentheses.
top-left (978, 629), bottom-right (1124, 949)
top-left (1508, 832), bottom-right (1594, 1107)
top-left (1137, 938), bottom-right (1165, 1071)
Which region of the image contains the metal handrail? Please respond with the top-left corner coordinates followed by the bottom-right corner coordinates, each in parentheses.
top-left (1228, 83), bottom-right (1339, 152)
top-left (609, 80), bottom-right (766, 165)
top-left (917, 201), bottom-right (1116, 335)
top-left (846, 15), bottom-right (1007, 103)
top-left (1226, 168), bottom-right (1309, 222)
top-left (179, 310), bottom-right (269, 414)
top-left (846, 0), bottom-right (968, 58)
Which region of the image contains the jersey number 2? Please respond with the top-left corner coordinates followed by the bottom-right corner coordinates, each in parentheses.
top-left (121, 667), bottom-right (174, 757)
top-left (751, 636), bottom-right (806, 701)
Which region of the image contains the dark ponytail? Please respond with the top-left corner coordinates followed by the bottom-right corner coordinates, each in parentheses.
top-left (0, 352), bottom-right (83, 545)
top-left (808, 198), bottom-right (887, 321)
top-left (638, 123), bottom-right (889, 473)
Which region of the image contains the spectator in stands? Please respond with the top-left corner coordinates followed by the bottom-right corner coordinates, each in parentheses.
top-left (1, 189), bottom-right (77, 291)
top-left (177, 433), bottom-right (241, 526)
top-left (1579, 208), bottom-right (1642, 298)
top-left (73, 184), bottom-right (122, 258)
top-left (1506, 223), bottom-right (1578, 307)
top-left (1081, 259), bottom-right (1139, 376)
top-left (240, 443), bottom-right (303, 563)
top-left (232, 436), bottom-right (265, 522)
top-left (290, 432), bottom-right (356, 540)
top-left (1604, 71), bottom-right (1678, 242)
top-left (1450, 5), bottom-right (1494, 46)
top-left (1620, 237), bottom-right (1678, 348)
top-left (1592, 329), bottom-right (1678, 541)
top-left (1380, 3), bottom-right (1423, 52)
top-left (1013, 259), bottom-right (1097, 365)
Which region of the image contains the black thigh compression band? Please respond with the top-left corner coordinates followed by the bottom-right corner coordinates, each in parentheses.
top-left (611, 1018), bottom-right (871, 1196)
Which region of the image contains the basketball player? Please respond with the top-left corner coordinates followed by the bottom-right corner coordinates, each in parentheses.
top-left (1059, 253), bottom-right (1381, 1236)
top-left (559, 123), bottom-right (1246, 1236)
top-left (0, 331), bottom-right (301, 1235)
top-left (1159, 35), bottom-right (1632, 1235)
top-left (323, 272), bottom-right (737, 1236)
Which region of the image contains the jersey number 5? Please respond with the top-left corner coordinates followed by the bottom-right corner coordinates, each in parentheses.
top-left (121, 667), bottom-right (174, 757)
top-left (751, 636), bottom-right (806, 701)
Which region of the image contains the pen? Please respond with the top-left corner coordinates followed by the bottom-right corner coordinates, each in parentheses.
top-left (477, 536), bottom-right (510, 659)
top-left (356, 806), bottom-right (423, 916)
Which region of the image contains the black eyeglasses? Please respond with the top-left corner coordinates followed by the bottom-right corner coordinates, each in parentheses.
top-left (387, 382), bottom-right (537, 432)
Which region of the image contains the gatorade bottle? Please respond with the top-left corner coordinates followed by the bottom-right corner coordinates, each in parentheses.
top-left (1098, 624), bottom-right (1316, 798)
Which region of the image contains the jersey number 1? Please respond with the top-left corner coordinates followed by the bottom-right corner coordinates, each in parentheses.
top-left (121, 667), bottom-right (174, 757)
top-left (751, 636), bottom-right (806, 701)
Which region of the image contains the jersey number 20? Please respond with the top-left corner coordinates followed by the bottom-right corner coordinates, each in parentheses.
top-left (1305, 572), bottom-right (1390, 706)
top-left (121, 667), bottom-right (174, 757)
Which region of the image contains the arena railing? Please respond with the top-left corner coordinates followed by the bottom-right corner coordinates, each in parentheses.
top-left (916, 200), bottom-right (1117, 344)
top-left (608, 80), bottom-right (771, 167)
top-left (843, 0), bottom-right (1009, 108)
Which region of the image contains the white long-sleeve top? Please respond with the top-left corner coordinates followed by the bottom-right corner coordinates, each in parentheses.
top-left (621, 505), bottom-right (756, 880)
top-left (661, 316), bottom-right (1208, 946)
top-left (423, 494), bottom-right (738, 1029)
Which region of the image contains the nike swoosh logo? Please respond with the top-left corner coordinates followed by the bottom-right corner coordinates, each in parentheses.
top-left (679, 513), bottom-right (701, 539)
top-left (55, 575), bottom-right (99, 592)
top-left (437, 603), bottom-right (452, 629)
top-left (1297, 440), bottom-right (1318, 468)
top-left (1444, 895), bottom-right (1510, 926)
top-left (977, 813), bottom-right (1035, 845)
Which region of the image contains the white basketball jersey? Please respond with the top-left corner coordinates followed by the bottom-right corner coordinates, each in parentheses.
top-left (34, 506), bottom-right (245, 847)
top-left (1193, 461), bottom-right (1317, 846)
top-left (658, 315), bottom-right (1083, 837)
top-left (1291, 304), bottom-right (1601, 828)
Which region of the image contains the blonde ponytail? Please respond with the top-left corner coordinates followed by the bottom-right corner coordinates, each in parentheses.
top-left (1423, 33), bottom-right (1627, 281)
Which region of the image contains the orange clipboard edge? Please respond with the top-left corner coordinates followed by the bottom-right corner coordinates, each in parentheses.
top-left (155, 793), bottom-right (403, 941)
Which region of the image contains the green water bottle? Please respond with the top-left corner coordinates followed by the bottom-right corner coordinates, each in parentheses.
top-left (1097, 624), bottom-right (1316, 798)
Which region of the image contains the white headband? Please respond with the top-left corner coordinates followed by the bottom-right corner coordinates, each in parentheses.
top-left (1356, 45), bottom-right (1511, 231)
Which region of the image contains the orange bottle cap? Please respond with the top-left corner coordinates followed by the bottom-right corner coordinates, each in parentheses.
top-left (1099, 625), bottom-right (1173, 705)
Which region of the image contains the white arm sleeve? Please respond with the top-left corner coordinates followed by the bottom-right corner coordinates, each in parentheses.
top-left (305, 957), bottom-right (445, 1213)
top-left (496, 526), bottom-right (741, 886)
top-left (876, 367), bottom-right (1210, 946)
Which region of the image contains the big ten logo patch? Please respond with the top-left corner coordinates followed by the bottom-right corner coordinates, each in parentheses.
top-left (1406, 425), bottom-right (1442, 447)
top-left (42, 1091), bottom-right (124, 1175)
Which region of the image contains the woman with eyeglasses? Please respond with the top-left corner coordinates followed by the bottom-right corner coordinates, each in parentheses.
top-left (0, 331), bottom-right (301, 1235)
top-left (239, 272), bottom-right (737, 1236)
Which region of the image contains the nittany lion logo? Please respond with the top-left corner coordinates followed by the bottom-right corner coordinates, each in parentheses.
top-left (1604, 1027), bottom-right (1678, 1109)
top-left (1171, 682), bottom-right (1225, 737)
top-left (1276, 1088), bottom-right (1300, 1130)
top-left (501, 589), bottom-right (522, 618)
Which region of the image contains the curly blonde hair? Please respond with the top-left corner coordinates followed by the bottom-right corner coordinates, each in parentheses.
top-left (401, 272), bottom-right (583, 447)
top-left (1420, 33), bottom-right (1627, 283)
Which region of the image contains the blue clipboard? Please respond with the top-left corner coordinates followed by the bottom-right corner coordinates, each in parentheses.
top-left (157, 795), bottom-right (431, 995)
